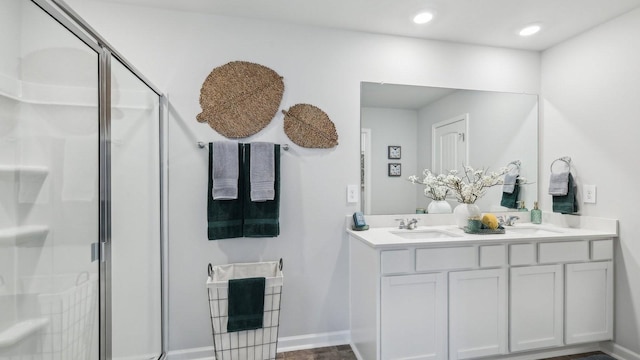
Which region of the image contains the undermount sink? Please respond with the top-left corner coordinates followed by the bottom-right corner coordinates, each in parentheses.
top-left (390, 229), bottom-right (461, 240)
top-left (507, 226), bottom-right (564, 235)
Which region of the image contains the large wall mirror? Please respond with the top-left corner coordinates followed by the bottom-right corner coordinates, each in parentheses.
top-left (360, 82), bottom-right (538, 215)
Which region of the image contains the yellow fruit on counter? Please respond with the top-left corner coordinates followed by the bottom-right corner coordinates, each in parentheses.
top-left (482, 213), bottom-right (499, 230)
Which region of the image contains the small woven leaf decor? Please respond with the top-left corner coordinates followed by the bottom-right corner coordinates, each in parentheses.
top-left (282, 104), bottom-right (339, 148)
top-left (196, 61), bottom-right (284, 138)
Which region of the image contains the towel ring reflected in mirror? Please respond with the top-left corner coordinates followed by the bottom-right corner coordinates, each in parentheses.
top-left (550, 156), bottom-right (572, 174)
top-left (507, 160), bottom-right (521, 175)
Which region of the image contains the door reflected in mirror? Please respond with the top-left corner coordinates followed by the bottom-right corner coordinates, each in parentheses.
top-left (360, 82), bottom-right (538, 215)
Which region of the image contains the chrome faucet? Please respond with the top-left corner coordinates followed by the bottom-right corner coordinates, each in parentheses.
top-left (498, 215), bottom-right (520, 226)
top-left (396, 218), bottom-right (419, 230)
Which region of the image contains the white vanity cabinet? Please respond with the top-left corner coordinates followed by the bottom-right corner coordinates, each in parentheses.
top-left (449, 268), bottom-right (507, 360)
top-left (510, 264), bottom-right (564, 352)
top-left (381, 273), bottom-right (447, 360)
top-left (565, 261), bottom-right (613, 344)
top-left (349, 225), bottom-right (616, 360)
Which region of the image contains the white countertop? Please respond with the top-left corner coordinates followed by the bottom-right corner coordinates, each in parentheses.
top-left (347, 212), bottom-right (618, 249)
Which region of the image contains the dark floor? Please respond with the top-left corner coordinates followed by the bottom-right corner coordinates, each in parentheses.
top-left (277, 346), bottom-right (609, 360)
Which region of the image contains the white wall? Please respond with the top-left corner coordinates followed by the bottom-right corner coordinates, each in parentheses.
top-left (65, 0), bottom-right (540, 354)
top-left (541, 8), bottom-right (640, 355)
top-left (361, 107), bottom-right (419, 214)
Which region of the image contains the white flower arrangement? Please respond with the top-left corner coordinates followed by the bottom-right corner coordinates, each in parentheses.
top-left (410, 166), bottom-right (509, 204)
top-left (408, 170), bottom-right (449, 201)
top-left (441, 166), bottom-right (509, 204)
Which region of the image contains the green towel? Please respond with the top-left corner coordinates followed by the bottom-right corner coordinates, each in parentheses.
top-left (500, 182), bottom-right (520, 209)
top-left (227, 277), bottom-right (265, 332)
top-left (207, 143), bottom-right (244, 240)
top-left (243, 144), bottom-right (280, 237)
top-left (553, 173), bottom-right (578, 214)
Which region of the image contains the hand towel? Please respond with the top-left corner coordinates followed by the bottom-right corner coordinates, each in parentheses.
top-left (243, 143), bottom-right (280, 237)
top-left (500, 180), bottom-right (520, 209)
top-left (227, 277), bottom-right (265, 332)
top-left (207, 143), bottom-right (244, 240)
top-left (552, 173), bottom-right (578, 214)
top-left (212, 141), bottom-right (239, 200)
top-left (502, 173), bottom-right (518, 194)
top-left (250, 142), bottom-right (275, 202)
top-left (549, 171), bottom-right (570, 196)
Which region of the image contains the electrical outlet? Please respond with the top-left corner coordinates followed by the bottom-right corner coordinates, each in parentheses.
top-left (347, 184), bottom-right (359, 203)
top-left (583, 184), bottom-right (597, 204)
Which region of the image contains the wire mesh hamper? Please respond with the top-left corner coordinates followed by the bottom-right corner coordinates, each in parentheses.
top-left (207, 259), bottom-right (283, 360)
top-left (20, 272), bottom-right (98, 359)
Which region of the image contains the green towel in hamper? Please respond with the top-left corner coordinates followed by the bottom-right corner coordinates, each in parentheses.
top-left (227, 277), bottom-right (266, 332)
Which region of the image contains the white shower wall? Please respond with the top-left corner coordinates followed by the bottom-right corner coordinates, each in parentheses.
top-left (1, 1), bottom-right (164, 359)
top-left (0, 1), bottom-right (100, 359)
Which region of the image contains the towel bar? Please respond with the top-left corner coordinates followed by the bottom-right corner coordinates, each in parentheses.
top-left (197, 141), bottom-right (289, 151)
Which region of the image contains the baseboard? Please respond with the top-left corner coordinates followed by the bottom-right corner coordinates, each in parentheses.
top-left (601, 341), bottom-right (640, 360)
top-left (166, 331), bottom-right (350, 360)
top-left (166, 346), bottom-right (215, 360)
top-left (276, 330), bottom-right (350, 352)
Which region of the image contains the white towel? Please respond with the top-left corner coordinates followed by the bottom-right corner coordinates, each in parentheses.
top-left (250, 142), bottom-right (275, 202)
top-left (502, 173), bottom-right (518, 194)
top-left (548, 171), bottom-right (570, 196)
top-left (212, 141), bottom-right (239, 200)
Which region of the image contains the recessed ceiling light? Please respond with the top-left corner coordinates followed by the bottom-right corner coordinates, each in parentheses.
top-left (413, 12), bottom-right (434, 25)
top-left (519, 24), bottom-right (541, 37)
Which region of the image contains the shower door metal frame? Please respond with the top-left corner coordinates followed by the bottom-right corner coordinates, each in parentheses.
top-left (28, 1), bottom-right (168, 359)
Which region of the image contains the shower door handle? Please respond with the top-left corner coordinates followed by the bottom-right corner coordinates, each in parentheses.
top-left (91, 242), bottom-right (99, 262)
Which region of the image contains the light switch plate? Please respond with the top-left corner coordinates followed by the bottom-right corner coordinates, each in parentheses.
top-left (583, 184), bottom-right (596, 203)
top-left (347, 184), bottom-right (359, 203)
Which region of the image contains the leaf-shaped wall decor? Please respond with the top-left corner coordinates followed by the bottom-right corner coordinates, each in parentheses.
top-left (196, 61), bottom-right (284, 138)
top-left (282, 104), bottom-right (338, 148)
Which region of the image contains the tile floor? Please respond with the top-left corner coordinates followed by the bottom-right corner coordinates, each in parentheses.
top-left (277, 346), bottom-right (608, 360)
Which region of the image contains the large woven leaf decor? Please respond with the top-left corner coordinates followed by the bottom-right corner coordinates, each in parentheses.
top-left (282, 104), bottom-right (338, 148)
top-left (196, 61), bottom-right (284, 138)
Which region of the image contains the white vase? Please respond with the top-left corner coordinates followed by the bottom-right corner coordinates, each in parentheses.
top-left (453, 203), bottom-right (481, 228)
top-left (427, 200), bottom-right (452, 214)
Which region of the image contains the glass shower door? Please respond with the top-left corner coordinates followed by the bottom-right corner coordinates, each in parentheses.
top-left (109, 58), bottom-right (162, 360)
top-left (0, 0), bottom-right (100, 358)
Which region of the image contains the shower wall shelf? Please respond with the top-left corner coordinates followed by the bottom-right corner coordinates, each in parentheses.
top-left (0, 318), bottom-right (49, 348)
top-left (0, 226), bottom-right (49, 247)
top-left (1, 76), bottom-right (150, 109)
top-left (0, 165), bottom-right (49, 176)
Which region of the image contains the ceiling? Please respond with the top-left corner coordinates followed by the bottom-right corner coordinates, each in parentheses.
top-left (361, 82), bottom-right (458, 110)
top-left (99, 0), bottom-right (640, 51)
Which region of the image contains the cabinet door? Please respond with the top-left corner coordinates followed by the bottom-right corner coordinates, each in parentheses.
top-left (381, 273), bottom-right (447, 360)
top-left (510, 265), bottom-right (564, 352)
top-left (449, 268), bottom-right (507, 360)
top-left (565, 261), bottom-right (613, 344)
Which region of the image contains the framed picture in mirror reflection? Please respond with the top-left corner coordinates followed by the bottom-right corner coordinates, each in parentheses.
top-left (388, 145), bottom-right (401, 159)
top-left (388, 163), bottom-right (401, 177)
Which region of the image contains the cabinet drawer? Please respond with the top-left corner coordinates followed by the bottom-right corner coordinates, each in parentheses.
top-left (509, 244), bottom-right (536, 266)
top-left (381, 249), bottom-right (411, 274)
top-left (539, 241), bottom-right (589, 263)
top-left (416, 247), bottom-right (476, 271)
top-left (592, 239), bottom-right (613, 260)
top-left (480, 245), bottom-right (506, 268)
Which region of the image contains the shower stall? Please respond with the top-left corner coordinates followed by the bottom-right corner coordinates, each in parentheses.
top-left (0, 0), bottom-right (166, 359)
